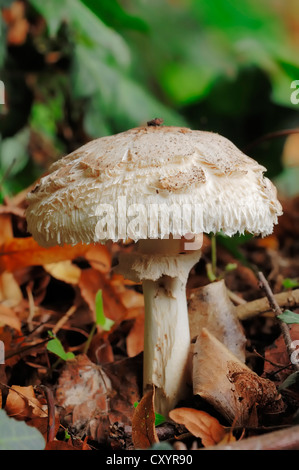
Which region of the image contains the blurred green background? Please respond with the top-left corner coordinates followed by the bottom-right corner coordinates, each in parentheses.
top-left (0, 0), bottom-right (299, 202)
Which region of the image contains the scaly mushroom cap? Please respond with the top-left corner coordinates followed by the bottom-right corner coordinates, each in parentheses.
top-left (26, 126), bottom-right (282, 247)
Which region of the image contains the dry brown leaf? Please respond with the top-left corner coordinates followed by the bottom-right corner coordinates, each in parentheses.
top-left (0, 304), bottom-right (22, 331)
top-left (44, 261), bottom-right (81, 284)
top-left (193, 328), bottom-right (284, 427)
top-left (5, 385), bottom-right (47, 419)
top-left (0, 237), bottom-right (111, 273)
top-left (0, 215), bottom-right (13, 243)
top-left (84, 244), bottom-right (112, 273)
top-left (256, 234), bottom-right (279, 250)
top-left (131, 387), bottom-right (159, 449)
top-left (126, 313), bottom-right (144, 357)
top-left (0, 272), bottom-right (23, 306)
top-left (264, 324), bottom-right (299, 384)
top-left (55, 354), bottom-right (112, 442)
top-left (45, 440), bottom-right (79, 450)
top-left (169, 407), bottom-right (226, 447)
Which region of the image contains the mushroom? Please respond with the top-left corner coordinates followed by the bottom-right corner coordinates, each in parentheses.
top-left (26, 124), bottom-right (282, 416)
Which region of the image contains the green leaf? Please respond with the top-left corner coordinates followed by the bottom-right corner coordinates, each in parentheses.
top-left (277, 310), bottom-right (299, 325)
top-left (47, 331), bottom-right (75, 360)
top-left (133, 401), bottom-right (166, 427)
top-left (278, 371), bottom-right (299, 391)
top-left (0, 409), bottom-right (45, 450)
top-left (81, 0), bottom-right (148, 32)
top-left (95, 290), bottom-right (114, 331)
top-left (225, 263), bottom-right (238, 272)
top-left (154, 412), bottom-right (166, 427)
top-left (282, 278), bottom-right (299, 289)
top-left (30, 0), bottom-right (130, 67)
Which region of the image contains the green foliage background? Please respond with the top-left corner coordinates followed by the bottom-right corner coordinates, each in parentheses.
top-left (0, 0), bottom-right (299, 200)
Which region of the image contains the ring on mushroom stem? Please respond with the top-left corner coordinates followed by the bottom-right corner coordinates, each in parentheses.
top-left (25, 124), bottom-right (282, 416)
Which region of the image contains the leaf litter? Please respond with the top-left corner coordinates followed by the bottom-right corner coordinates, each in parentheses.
top-left (0, 185), bottom-right (299, 450)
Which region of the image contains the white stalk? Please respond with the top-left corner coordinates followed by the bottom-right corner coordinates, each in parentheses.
top-left (142, 274), bottom-right (191, 416)
top-left (115, 237), bottom-right (201, 416)
top-left (137, 238), bottom-right (200, 415)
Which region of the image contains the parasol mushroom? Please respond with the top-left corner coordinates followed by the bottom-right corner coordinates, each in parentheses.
top-left (26, 123), bottom-right (282, 416)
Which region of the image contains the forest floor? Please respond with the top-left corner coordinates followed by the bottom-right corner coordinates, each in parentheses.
top-left (0, 190), bottom-right (299, 451)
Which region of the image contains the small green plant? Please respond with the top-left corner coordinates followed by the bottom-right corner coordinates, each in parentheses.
top-left (95, 289), bottom-right (114, 331)
top-left (282, 278), bottom-right (299, 289)
top-left (206, 233), bottom-right (238, 282)
top-left (46, 331), bottom-right (75, 361)
top-left (277, 309), bottom-right (299, 325)
top-left (278, 371), bottom-right (299, 391)
top-left (133, 401), bottom-right (166, 427)
top-left (83, 289), bottom-right (115, 353)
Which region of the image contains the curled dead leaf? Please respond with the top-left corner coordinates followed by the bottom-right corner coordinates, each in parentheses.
top-left (0, 304), bottom-right (22, 331)
top-left (169, 407), bottom-right (226, 447)
top-left (132, 387), bottom-right (159, 449)
top-left (5, 385), bottom-right (47, 420)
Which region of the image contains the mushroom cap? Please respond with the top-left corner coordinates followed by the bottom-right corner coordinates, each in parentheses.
top-left (26, 126), bottom-right (282, 247)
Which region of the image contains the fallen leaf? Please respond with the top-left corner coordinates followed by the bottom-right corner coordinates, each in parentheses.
top-left (256, 235), bottom-right (279, 250)
top-left (0, 237), bottom-right (111, 274)
top-left (193, 328), bottom-right (284, 427)
top-left (0, 215), bottom-right (13, 243)
top-left (0, 304), bottom-right (22, 331)
top-left (44, 261), bottom-right (81, 284)
top-left (45, 440), bottom-right (79, 450)
top-left (131, 387), bottom-right (159, 449)
top-left (55, 354), bottom-right (112, 442)
top-left (5, 385), bottom-right (47, 420)
top-left (264, 324), bottom-right (299, 384)
top-left (0, 272), bottom-right (23, 306)
top-left (126, 314), bottom-right (144, 357)
top-left (169, 407), bottom-right (226, 447)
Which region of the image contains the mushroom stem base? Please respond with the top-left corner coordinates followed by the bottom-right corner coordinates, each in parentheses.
top-left (142, 274), bottom-right (192, 416)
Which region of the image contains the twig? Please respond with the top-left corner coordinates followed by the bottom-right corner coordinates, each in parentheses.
top-left (257, 272), bottom-right (299, 372)
top-left (39, 385), bottom-right (56, 443)
top-left (243, 128), bottom-right (299, 152)
top-left (52, 305), bottom-right (77, 335)
top-left (236, 288), bottom-right (299, 320)
top-left (202, 425), bottom-right (299, 450)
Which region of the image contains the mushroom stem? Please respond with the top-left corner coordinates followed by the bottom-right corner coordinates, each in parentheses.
top-left (138, 238), bottom-right (200, 415)
top-left (115, 237), bottom-right (201, 415)
top-left (142, 274), bottom-right (191, 415)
